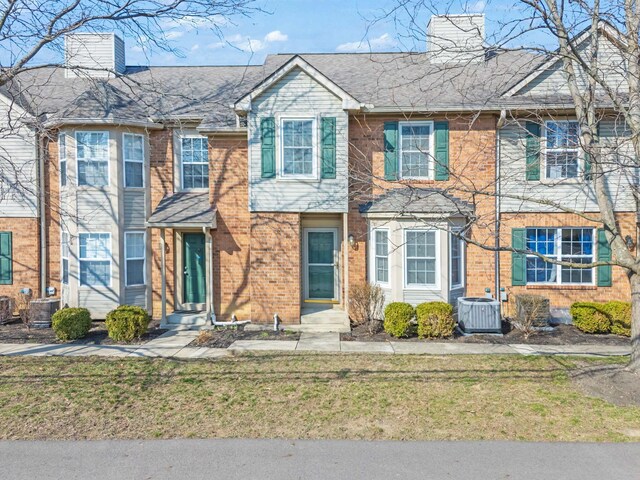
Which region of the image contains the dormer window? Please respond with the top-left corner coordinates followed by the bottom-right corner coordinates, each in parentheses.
top-left (280, 118), bottom-right (316, 178)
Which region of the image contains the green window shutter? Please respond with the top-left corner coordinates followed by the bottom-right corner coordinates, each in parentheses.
top-left (0, 232), bottom-right (12, 285)
top-left (260, 117), bottom-right (276, 178)
top-left (525, 122), bottom-right (541, 181)
top-left (383, 121), bottom-right (398, 181)
top-left (320, 117), bottom-right (336, 179)
top-left (434, 121), bottom-right (450, 181)
top-left (597, 228), bottom-right (612, 287)
top-left (511, 228), bottom-right (527, 286)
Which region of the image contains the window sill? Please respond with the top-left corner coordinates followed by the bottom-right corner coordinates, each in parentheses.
top-left (275, 176), bottom-right (320, 183)
top-left (526, 284), bottom-right (597, 290)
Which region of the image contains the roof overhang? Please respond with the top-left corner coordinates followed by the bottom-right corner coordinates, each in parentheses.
top-left (43, 117), bottom-right (164, 129)
top-left (233, 55), bottom-right (363, 113)
top-left (146, 192), bottom-right (217, 229)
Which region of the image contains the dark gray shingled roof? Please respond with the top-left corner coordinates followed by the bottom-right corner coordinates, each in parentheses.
top-left (5, 49), bottom-right (543, 128)
top-left (146, 192), bottom-right (216, 227)
top-left (359, 188), bottom-right (473, 216)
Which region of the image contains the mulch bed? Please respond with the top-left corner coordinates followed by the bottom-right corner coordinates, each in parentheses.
top-left (341, 322), bottom-right (630, 346)
top-left (0, 317), bottom-right (167, 345)
top-left (189, 328), bottom-right (301, 349)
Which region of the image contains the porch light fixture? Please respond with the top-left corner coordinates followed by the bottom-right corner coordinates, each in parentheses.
top-left (625, 235), bottom-right (635, 250)
top-left (348, 234), bottom-right (355, 248)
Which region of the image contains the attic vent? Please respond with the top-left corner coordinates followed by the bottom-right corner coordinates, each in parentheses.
top-left (65, 33), bottom-right (126, 78)
top-left (427, 14), bottom-right (485, 64)
top-left (237, 115), bottom-right (248, 128)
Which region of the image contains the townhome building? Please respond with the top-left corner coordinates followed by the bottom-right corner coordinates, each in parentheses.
top-left (0, 15), bottom-right (634, 329)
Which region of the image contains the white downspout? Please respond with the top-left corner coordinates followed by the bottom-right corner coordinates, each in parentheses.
top-left (495, 110), bottom-right (507, 307)
top-left (38, 133), bottom-right (47, 298)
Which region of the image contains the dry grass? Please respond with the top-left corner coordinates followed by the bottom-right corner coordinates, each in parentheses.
top-left (0, 354), bottom-right (638, 442)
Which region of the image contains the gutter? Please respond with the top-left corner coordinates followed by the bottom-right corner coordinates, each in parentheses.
top-left (37, 132), bottom-right (47, 298)
top-left (42, 117), bottom-right (164, 130)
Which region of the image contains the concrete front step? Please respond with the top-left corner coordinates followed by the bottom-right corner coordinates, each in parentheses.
top-left (164, 311), bottom-right (208, 328)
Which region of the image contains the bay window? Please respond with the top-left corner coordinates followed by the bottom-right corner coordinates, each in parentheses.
top-left (76, 132), bottom-right (109, 186)
top-left (373, 229), bottom-right (389, 284)
top-left (59, 133), bottom-right (67, 187)
top-left (526, 227), bottom-right (594, 285)
top-left (124, 231), bottom-right (145, 286)
top-left (545, 121), bottom-right (579, 179)
top-left (405, 230), bottom-right (437, 287)
top-left (124, 133), bottom-right (144, 188)
top-left (79, 233), bottom-right (111, 287)
top-left (450, 231), bottom-right (464, 289)
top-left (61, 232), bottom-right (69, 285)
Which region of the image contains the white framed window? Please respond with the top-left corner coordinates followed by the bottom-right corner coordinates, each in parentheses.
top-left (404, 230), bottom-right (438, 288)
top-left (79, 233), bottom-right (111, 287)
top-left (372, 229), bottom-right (389, 284)
top-left (76, 131), bottom-right (109, 187)
top-left (544, 120), bottom-right (580, 179)
top-left (526, 227), bottom-right (595, 285)
top-left (61, 231), bottom-right (69, 285)
top-left (123, 133), bottom-right (144, 188)
top-left (181, 136), bottom-right (208, 189)
top-left (124, 231), bottom-right (145, 286)
top-left (450, 231), bottom-right (464, 289)
top-left (399, 121), bottom-right (433, 179)
top-left (59, 133), bottom-right (67, 187)
top-left (280, 118), bottom-right (316, 178)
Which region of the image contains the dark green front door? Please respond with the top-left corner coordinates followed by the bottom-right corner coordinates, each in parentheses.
top-left (183, 233), bottom-right (206, 305)
top-left (307, 230), bottom-right (336, 300)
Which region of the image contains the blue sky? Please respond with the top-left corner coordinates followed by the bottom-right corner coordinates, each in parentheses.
top-left (128, 0), bottom-right (499, 66)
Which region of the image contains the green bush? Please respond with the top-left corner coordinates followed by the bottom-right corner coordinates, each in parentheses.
top-left (52, 307), bottom-right (92, 341)
top-left (384, 302), bottom-right (415, 338)
top-left (570, 302), bottom-right (612, 334)
top-left (105, 305), bottom-right (150, 342)
top-left (416, 302), bottom-right (455, 339)
top-left (602, 301), bottom-right (631, 337)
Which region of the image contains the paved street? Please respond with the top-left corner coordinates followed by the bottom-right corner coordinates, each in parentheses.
top-left (1, 438), bottom-right (638, 480)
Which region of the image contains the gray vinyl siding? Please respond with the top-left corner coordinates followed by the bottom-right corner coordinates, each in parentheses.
top-left (249, 67), bottom-right (348, 212)
top-left (76, 189), bottom-right (114, 228)
top-left (403, 289), bottom-right (445, 305)
top-left (124, 286), bottom-right (146, 307)
top-left (65, 33), bottom-right (124, 78)
top-left (448, 286), bottom-right (465, 307)
top-left (0, 99), bottom-right (38, 217)
top-left (79, 288), bottom-right (119, 318)
top-left (498, 120), bottom-right (636, 213)
top-left (123, 190), bottom-right (145, 228)
top-left (427, 14), bottom-right (485, 64)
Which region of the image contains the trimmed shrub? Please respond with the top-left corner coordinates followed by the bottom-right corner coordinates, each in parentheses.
top-left (570, 302), bottom-right (612, 334)
top-left (105, 305), bottom-right (150, 342)
top-left (384, 302), bottom-right (415, 338)
top-left (602, 301), bottom-right (631, 337)
top-left (52, 307), bottom-right (92, 341)
top-left (416, 302), bottom-right (455, 339)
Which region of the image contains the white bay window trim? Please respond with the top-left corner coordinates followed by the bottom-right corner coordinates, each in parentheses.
top-left (124, 231), bottom-right (145, 286)
top-left (403, 229), bottom-right (439, 290)
top-left (370, 228), bottom-right (390, 285)
top-left (398, 120), bottom-right (434, 180)
top-left (79, 232), bottom-right (112, 287)
top-left (277, 115), bottom-right (318, 180)
top-left (123, 133), bottom-right (145, 188)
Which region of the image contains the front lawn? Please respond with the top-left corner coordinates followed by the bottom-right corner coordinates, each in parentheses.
top-left (0, 354), bottom-right (638, 441)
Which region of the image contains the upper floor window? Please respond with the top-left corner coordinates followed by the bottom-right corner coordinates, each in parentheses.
top-left (545, 121), bottom-right (579, 179)
top-left (181, 137), bottom-right (208, 189)
top-left (76, 132), bottom-right (109, 187)
top-left (373, 229), bottom-right (389, 284)
top-left (405, 230), bottom-right (437, 287)
top-left (58, 133), bottom-right (67, 187)
top-left (526, 227), bottom-right (594, 285)
top-left (123, 133), bottom-right (144, 188)
top-left (400, 122), bottom-right (432, 179)
top-left (79, 232), bottom-right (111, 287)
top-left (281, 118), bottom-right (315, 177)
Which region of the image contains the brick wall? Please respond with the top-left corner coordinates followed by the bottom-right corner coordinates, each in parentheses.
top-left (347, 113), bottom-right (498, 298)
top-left (210, 135), bottom-right (252, 320)
top-left (149, 129), bottom-right (176, 318)
top-left (499, 212), bottom-right (634, 312)
top-left (0, 217), bottom-right (40, 298)
top-left (250, 212), bottom-right (301, 323)
top-left (44, 134), bottom-right (60, 296)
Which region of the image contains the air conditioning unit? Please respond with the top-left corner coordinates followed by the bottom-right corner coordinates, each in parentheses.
top-left (457, 297), bottom-right (502, 333)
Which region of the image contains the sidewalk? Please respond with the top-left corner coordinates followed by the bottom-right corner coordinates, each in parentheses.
top-left (0, 331), bottom-right (630, 358)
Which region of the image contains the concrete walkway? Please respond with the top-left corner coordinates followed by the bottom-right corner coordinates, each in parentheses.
top-left (1, 438), bottom-right (639, 480)
top-left (0, 330), bottom-right (630, 358)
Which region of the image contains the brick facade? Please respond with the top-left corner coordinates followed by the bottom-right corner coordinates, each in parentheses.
top-left (0, 217), bottom-right (40, 298)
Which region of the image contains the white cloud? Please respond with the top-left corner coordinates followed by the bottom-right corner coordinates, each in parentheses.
top-left (336, 33), bottom-right (396, 52)
top-left (165, 30), bottom-right (184, 40)
top-left (264, 30), bottom-right (288, 43)
top-left (163, 15), bottom-right (229, 30)
top-left (467, 0), bottom-right (486, 12)
top-left (208, 30), bottom-right (288, 53)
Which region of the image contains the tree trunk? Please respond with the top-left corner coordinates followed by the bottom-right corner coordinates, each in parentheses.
top-left (629, 273), bottom-right (640, 372)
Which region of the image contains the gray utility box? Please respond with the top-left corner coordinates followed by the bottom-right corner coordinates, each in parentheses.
top-left (457, 297), bottom-right (502, 333)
